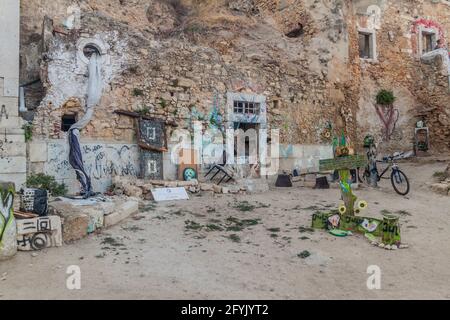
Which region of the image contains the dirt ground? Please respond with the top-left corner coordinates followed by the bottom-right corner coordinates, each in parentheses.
top-left (1, 158), bottom-right (449, 300)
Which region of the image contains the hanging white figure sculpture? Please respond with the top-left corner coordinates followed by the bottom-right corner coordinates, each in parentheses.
top-left (68, 51), bottom-right (103, 198)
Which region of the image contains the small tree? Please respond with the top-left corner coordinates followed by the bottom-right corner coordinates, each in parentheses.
top-left (376, 89), bottom-right (395, 106)
top-left (375, 89), bottom-right (398, 141)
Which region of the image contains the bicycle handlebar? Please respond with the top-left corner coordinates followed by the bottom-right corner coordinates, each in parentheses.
top-left (379, 152), bottom-right (405, 163)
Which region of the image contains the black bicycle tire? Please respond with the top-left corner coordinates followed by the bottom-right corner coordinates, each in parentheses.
top-left (391, 169), bottom-right (410, 196)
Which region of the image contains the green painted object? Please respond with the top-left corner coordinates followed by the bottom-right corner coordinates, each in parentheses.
top-left (311, 212), bottom-right (333, 229)
top-left (319, 155), bottom-right (367, 172)
top-left (329, 229), bottom-right (351, 237)
top-left (382, 214), bottom-right (401, 245)
top-left (365, 233), bottom-right (377, 242)
top-left (339, 215), bottom-right (383, 236)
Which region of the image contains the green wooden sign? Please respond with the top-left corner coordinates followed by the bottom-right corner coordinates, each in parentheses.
top-left (319, 155), bottom-right (367, 172)
top-left (312, 211), bottom-right (401, 245)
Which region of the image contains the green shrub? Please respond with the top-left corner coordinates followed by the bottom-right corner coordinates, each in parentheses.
top-left (132, 88), bottom-right (144, 96)
top-left (23, 123), bottom-right (33, 142)
top-left (136, 106), bottom-right (151, 116)
top-left (376, 89), bottom-right (396, 105)
top-left (159, 98), bottom-right (168, 109)
top-left (27, 173), bottom-right (68, 196)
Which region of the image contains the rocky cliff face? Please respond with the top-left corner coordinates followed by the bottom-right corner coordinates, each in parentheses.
top-left (19, 0), bottom-right (450, 153)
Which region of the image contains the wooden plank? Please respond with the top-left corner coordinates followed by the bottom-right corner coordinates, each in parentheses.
top-left (114, 109), bottom-right (178, 127)
top-left (14, 211), bottom-right (39, 220)
top-left (319, 155), bottom-right (367, 171)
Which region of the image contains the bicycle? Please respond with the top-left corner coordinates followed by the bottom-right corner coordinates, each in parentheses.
top-left (358, 152), bottom-right (410, 196)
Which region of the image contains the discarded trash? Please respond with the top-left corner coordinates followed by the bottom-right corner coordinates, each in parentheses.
top-left (329, 229), bottom-right (352, 237)
top-left (275, 174), bottom-right (293, 188)
top-left (298, 250), bottom-right (311, 259)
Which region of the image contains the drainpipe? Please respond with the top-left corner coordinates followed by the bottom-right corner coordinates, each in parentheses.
top-left (19, 87), bottom-right (26, 112)
top-left (18, 79), bottom-right (40, 113)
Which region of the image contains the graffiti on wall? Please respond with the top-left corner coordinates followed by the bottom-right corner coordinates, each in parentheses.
top-left (375, 104), bottom-right (399, 141)
top-left (411, 19), bottom-right (447, 55)
top-left (16, 216), bottom-right (63, 251)
top-left (0, 186), bottom-right (15, 246)
top-left (45, 142), bottom-right (140, 192)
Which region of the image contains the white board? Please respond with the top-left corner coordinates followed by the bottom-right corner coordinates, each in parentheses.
top-left (151, 187), bottom-right (190, 202)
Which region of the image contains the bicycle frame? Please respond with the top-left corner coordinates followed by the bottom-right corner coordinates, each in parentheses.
top-left (376, 161), bottom-right (392, 180)
top-left (376, 159), bottom-right (402, 180)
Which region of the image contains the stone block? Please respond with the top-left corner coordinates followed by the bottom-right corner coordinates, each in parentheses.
top-left (16, 216), bottom-right (63, 251)
top-left (0, 156), bottom-right (26, 173)
top-left (29, 141), bottom-right (48, 162)
top-left (104, 200), bottom-right (139, 228)
top-left (99, 201), bottom-right (116, 216)
top-left (0, 134), bottom-right (25, 157)
top-left (176, 78), bottom-right (195, 88)
top-left (49, 201), bottom-right (89, 243)
top-left (123, 184), bottom-right (143, 198)
top-left (84, 208), bottom-right (105, 234)
top-left (431, 183), bottom-right (450, 195)
top-left (177, 179), bottom-right (199, 187)
top-left (200, 183), bottom-right (214, 191)
top-left (0, 173), bottom-right (26, 190)
top-left (62, 213), bottom-right (89, 243)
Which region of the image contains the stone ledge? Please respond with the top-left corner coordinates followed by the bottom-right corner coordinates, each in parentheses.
top-left (104, 201), bottom-right (139, 228)
top-left (49, 196), bottom-right (140, 243)
top-left (112, 176), bottom-right (265, 198)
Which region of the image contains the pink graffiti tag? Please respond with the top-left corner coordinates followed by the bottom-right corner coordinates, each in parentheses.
top-left (375, 105), bottom-right (399, 142)
top-left (411, 19), bottom-right (447, 54)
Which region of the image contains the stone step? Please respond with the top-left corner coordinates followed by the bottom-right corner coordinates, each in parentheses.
top-left (0, 96), bottom-right (20, 118)
top-left (0, 136), bottom-right (26, 157)
top-left (0, 156), bottom-right (26, 173)
top-left (0, 173), bottom-right (26, 190)
top-left (104, 200), bottom-right (139, 227)
top-left (0, 115), bottom-right (25, 129)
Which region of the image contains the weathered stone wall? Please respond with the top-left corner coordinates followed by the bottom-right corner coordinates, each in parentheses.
top-left (350, 0), bottom-right (450, 153)
top-left (23, 0), bottom-right (351, 145)
top-left (30, 140), bottom-right (140, 193)
top-left (16, 0), bottom-right (450, 190)
top-left (1, 0), bottom-right (26, 189)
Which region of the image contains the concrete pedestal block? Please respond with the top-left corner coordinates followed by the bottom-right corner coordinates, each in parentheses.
top-left (49, 202), bottom-right (89, 243)
top-left (85, 208), bottom-right (104, 234)
top-left (62, 213), bottom-right (90, 243)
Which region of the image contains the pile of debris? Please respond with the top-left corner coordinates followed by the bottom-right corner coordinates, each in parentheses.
top-left (49, 196), bottom-right (139, 243)
top-left (111, 176), bottom-right (270, 200)
top-left (430, 164), bottom-right (450, 196)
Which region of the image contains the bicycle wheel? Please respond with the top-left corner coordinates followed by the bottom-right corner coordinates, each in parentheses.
top-left (391, 169), bottom-right (410, 196)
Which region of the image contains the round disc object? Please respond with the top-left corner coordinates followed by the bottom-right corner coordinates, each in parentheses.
top-left (183, 168), bottom-right (197, 181)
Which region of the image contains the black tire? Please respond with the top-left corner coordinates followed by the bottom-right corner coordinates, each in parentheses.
top-left (391, 169), bottom-right (410, 196)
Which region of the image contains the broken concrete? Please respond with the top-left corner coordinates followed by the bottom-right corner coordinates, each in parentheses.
top-left (49, 196), bottom-right (139, 243)
top-left (104, 200), bottom-right (139, 228)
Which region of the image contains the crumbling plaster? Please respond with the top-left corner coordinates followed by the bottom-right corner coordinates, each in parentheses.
top-left (15, 0), bottom-right (450, 188)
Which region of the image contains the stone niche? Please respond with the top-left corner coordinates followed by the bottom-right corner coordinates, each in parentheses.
top-left (74, 37), bottom-right (111, 75)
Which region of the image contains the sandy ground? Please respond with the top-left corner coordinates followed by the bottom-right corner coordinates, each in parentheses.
top-left (1, 159), bottom-right (449, 300)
